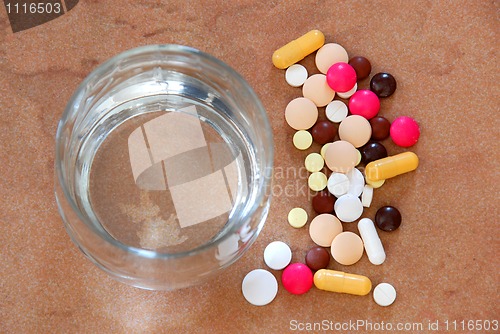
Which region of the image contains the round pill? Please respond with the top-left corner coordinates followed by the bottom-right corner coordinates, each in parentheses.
top-left (242, 269), bottom-right (278, 306)
top-left (346, 167), bottom-right (365, 197)
top-left (302, 74), bottom-right (336, 107)
top-left (315, 43), bottom-right (349, 74)
top-left (309, 214), bottom-right (343, 247)
top-left (369, 116), bottom-right (391, 141)
top-left (348, 90), bottom-right (380, 120)
top-left (281, 263), bottom-right (313, 295)
top-left (293, 130), bottom-right (313, 150)
top-left (288, 207), bottom-right (308, 228)
top-left (320, 143), bottom-right (331, 159)
top-left (365, 177), bottom-right (385, 189)
top-left (339, 115), bottom-right (372, 148)
top-left (348, 56), bottom-right (371, 80)
top-left (390, 116), bottom-right (420, 147)
top-left (311, 120), bottom-right (337, 144)
top-left (325, 100), bottom-right (348, 123)
top-left (370, 72), bottom-right (397, 98)
top-left (336, 82), bottom-right (357, 99)
top-left (285, 64), bottom-right (308, 87)
top-left (373, 283), bottom-right (397, 306)
top-left (285, 97), bottom-right (319, 130)
top-left (264, 241), bottom-right (292, 270)
top-left (327, 172), bottom-right (350, 197)
top-left (360, 141), bottom-right (388, 164)
top-left (305, 247), bottom-right (331, 271)
top-left (334, 193), bottom-right (363, 223)
top-left (308, 172), bottom-right (328, 191)
top-left (375, 206), bottom-right (402, 231)
top-left (312, 190), bottom-right (336, 214)
top-left (305, 153), bottom-right (325, 172)
top-left (326, 62), bottom-right (357, 93)
top-left (324, 140), bottom-right (358, 174)
top-left (330, 232), bottom-right (364, 265)
top-left (355, 149), bottom-right (362, 166)
top-left (361, 185), bottom-right (374, 207)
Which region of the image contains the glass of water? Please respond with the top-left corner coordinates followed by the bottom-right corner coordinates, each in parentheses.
top-left (55, 45), bottom-right (273, 290)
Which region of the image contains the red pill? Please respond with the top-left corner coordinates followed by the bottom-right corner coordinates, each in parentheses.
top-left (348, 90), bottom-right (380, 120)
top-left (311, 120), bottom-right (337, 144)
top-left (326, 62), bottom-right (357, 93)
top-left (312, 190), bottom-right (336, 214)
top-left (390, 116), bottom-right (420, 147)
top-left (281, 263), bottom-right (313, 295)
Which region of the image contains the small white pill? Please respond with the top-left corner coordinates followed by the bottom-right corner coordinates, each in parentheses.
top-left (325, 100), bottom-right (348, 123)
top-left (361, 185), bottom-right (374, 207)
top-left (358, 218), bottom-right (386, 265)
top-left (337, 82), bottom-right (357, 99)
top-left (327, 173), bottom-right (350, 197)
top-left (242, 269), bottom-right (278, 306)
top-left (373, 283), bottom-right (397, 307)
top-left (285, 64), bottom-right (308, 87)
top-left (334, 193), bottom-right (363, 223)
top-left (263, 241), bottom-right (292, 270)
top-left (347, 167), bottom-right (365, 197)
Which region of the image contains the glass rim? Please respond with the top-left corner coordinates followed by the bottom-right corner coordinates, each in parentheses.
top-left (55, 44), bottom-right (274, 260)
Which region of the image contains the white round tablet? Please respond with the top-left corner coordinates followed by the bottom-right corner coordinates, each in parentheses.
top-left (325, 100), bottom-right (348, 123)
top-left (334, 193), bottom-right (363, 222)
top-left (242, 269), bottom-right (278, 306)
top-left (373, 283), bottom-right (397, 307)
top-left (361, 185), bottom-right (374, 207)
top-left (327, 173), bottom-right (350, 197)
top-left (285, 64), bottom-right (308, 87)
top-left (337, 82), bottom-right (357, 99)
top-left (347, 168), bottom-right (365, 197)
top-left (263, 241), bottom-right (292, 270)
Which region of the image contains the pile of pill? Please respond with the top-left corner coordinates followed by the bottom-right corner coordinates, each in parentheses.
top-left (242, 29), bottom-right (420, 307)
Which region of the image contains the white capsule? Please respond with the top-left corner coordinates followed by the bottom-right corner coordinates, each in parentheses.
top-left (357, 218), bottom-right (386, 265)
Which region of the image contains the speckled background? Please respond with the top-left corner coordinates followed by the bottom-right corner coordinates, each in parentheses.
top-left (1, 1), bottom-right (498, 333)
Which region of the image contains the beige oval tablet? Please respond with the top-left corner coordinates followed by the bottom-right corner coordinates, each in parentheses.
top-left (309, 214), bottom-right (343, 247)
top-left (308, 172), bottom-right (328, 191)
top-left (315, 43), bottom-right (349, 74)
top-left (293, 130), bottom-right (313, 150)
top-left (302, 74), bottom-right (335, 107)
top-left (285, 97), bottom-right (318, 130)
top-left (324, 140), bottom-right (358, 174)
top-left (339, 115), bottom-right (372, 148)
top-left (331, 231), bottom-right (364, 265)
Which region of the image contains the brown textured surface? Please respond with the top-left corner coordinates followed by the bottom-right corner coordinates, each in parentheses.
top-left (1, 1), bottom-right (498, 333)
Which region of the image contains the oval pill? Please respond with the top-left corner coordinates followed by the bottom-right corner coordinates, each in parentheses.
top-left (314, 269), bottom-right (372, 296)
top-left (358, 218), bottom-right (386, 265)
top-left (309, 214), bottom-right (343, 247)
top-left (272, 30), bottom-right (325, 69)
top-left (365, 152), bottom-right (419, 182)
top-left (285, 64), bottom-right (308, 87)
top-left (373, 283), bottom-right (397, 306)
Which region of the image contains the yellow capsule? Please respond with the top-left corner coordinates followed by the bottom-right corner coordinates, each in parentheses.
top-left (314, 269), bottom-right (372, 296)
top-left (272, 30), bottom-right (325, 69)
top-left (365, 152), bottom-right (419, 182)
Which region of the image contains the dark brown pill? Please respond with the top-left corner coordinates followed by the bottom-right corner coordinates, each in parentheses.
top-left (311, 121), bottom-right (337, 145)
top-left (375, 206), bottom-right (402, 231)
top-left (348, 56), bottom-right (371, 80)
top-left (312, 190), bottom-right (335, 214)
top-left (305, 246), bottom-right (330, 271)
top-left (369, 116), bottom-right (391, 141)
top-left (370, 72), bottom-right (397, 98)
top-left (360, 141), bottom-right (388, 164)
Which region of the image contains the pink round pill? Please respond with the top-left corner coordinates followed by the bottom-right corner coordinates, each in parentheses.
top-left (390, 116), bottom-right (420, 147)
top-left (326, 62), bottom-right (357, 93)
top-left (281, 263), bottom-right (313, 295)
top-left (348, 90), bottom-right (380, 120)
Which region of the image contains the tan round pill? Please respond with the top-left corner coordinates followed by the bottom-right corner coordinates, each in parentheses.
top-left (302, 74), bottom-right (335, 107)
top-left (285, 97), bottom-right (318, 130)
top-left (315, 43), bottom-right (349, 74)
top-left (338, 115), bottom-right (372, 148)
top-left (309, 214), bottom-right (343, 247)
top-left (293, 130), bottom-right (313, 150)
top-left (288, 207), bottom-right (308, 228)
top-left (324, 140), bottom-right (358, 174)
top-left (305, 153), bottom-right (324, 172)
top-left (331, 231), bottom-right (364, 265)
top-left (308, 172), bottom-right (328, 191)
